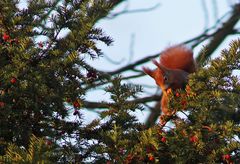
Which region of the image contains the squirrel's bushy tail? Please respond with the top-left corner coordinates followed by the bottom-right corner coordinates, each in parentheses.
top-left (160, 45), bottom-right (196, 73)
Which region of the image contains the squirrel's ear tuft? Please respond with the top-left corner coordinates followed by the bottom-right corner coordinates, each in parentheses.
top-left (142, 66), bottom-right (155, 78)
top-left (152, 59), bottom-right (168, 73)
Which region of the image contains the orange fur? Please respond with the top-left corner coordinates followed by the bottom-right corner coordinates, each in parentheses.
top-left (143, 45), bottom-right (196, 116)
top-left (160, 45), bottom-right (196, 73)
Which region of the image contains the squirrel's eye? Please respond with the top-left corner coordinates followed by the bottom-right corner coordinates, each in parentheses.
top-left (163, 75), bottom-right (168, 81)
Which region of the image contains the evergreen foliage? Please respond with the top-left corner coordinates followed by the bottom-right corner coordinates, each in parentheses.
top-left (0, 0), bottom-right (239, 163)
top-left (0, 0), bottom-right (113, 156)
top-left (0, 135), bottom-right (55, 163)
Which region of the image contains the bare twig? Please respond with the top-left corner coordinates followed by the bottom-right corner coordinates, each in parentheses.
top-left (128, 33), bottom-right (135, 64)
top-left (106, 52), bottom-right (160, 75)
top-left (107, 3), bottom-right (161, 19)
top-left (212, 0), bottom-right (219, 21)
top-left (201, 0), bottom-right (210, 30)
top-left (103, 53), bottom-right (126, 65)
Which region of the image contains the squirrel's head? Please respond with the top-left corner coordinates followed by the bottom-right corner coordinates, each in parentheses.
top-left (143, 59), bottom-right (171, 92)
top-left (143, 59), bottom-right (189, 92)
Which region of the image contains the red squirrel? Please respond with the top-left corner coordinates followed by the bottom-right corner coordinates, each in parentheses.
top-left (143, 45), bottom-right (196, 116)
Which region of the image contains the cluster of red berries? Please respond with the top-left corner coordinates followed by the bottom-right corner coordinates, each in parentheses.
top-left (222, 154), bottom-right (231, 160)
top-left (1, 33), bottom-right (19, 45)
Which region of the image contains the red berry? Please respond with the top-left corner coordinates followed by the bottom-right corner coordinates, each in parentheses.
top-left (222, 154), bottom-right (231, 160)
top-left (148, 155), bottom-right (154, 161)
top-left (0, 102), bottom-right (5, 108)
top-left (73, 100), bottom-right (80, 108)
top-left (10, 77), bottom-right (17, 84)
top-left (161, 137), bottom-right (167, 143)
top-left (190, 135), bottom-right (198, 143)
top-left (175, 92), bottom-right (180, 97)
top-left (2, 33), bottom-right (10, 41)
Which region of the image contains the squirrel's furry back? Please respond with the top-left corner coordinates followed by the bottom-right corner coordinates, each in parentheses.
top-left (160, 45), bottom-right (196, 73)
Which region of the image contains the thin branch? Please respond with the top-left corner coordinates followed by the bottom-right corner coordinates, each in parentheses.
top-left (121, 73), bottom-right (145, 80)
top-left (107, 52), bottom-right (160, 75)
top-left (103, 53), bottom-right (126, 65)
top-left (201, 0), bottom-right (210, 30)
top-left (212, 0), bottom-right (219, 21)
top-left (107, 3), bottom-right (161, 19)
top-left (128, 33), bottom-right (135, 64)
top-left (145, 100), bottom-right (161, 128)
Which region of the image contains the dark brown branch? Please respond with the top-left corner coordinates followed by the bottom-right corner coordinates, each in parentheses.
top-left (145, 99), bottom-right (161, 127)
top-left (82, 95), bottom-right (161, 109)
top-left (107, 53), bottom-right (161, 75)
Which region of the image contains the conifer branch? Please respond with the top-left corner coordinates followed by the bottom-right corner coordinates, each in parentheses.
top-left (82, 95), bottom-right (161, 109)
